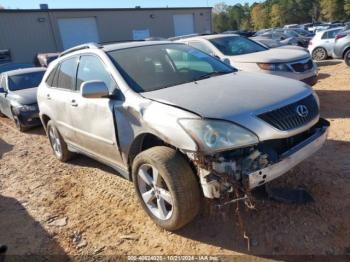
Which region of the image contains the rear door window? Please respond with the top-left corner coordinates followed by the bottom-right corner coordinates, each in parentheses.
top-left (57, 57), bottom-right (79, 91)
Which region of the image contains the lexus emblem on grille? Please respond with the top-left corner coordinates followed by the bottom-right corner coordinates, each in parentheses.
top-left (296, 105), bottom-right (309, 117)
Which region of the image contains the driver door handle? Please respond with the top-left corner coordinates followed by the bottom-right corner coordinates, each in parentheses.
top-left (71, 99), bottom-right (78, 107)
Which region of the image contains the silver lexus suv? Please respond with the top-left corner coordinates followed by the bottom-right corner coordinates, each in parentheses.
top-left (38, 41), bottom-right (329, 230)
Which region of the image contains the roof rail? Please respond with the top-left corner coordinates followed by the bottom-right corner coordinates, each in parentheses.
top-left (59, 42), bottom-right (102, 57)
top-left (168, 33), bottom-right (216, 41)
top-left (99, 39), bottom-right (145, 45)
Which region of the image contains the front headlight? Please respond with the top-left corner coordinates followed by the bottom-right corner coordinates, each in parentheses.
top-left (178, 119), bottom-right (259, 153)
top-left (257, 63), bottom-right (292, 72)
top-left (19, 104), bottom-right (37, 112)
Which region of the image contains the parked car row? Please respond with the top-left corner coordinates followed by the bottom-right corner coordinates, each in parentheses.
top-left (0, 40), bottom-right (329, 231)
top-left (250, 22), bottom-right (350, 65)
top-left (255, 28), bottom-right (312, 48)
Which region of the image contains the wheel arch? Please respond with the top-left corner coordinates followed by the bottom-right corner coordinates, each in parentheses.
top-left (127, 132), bottom-right (198, 182)
top-left (40, 114), bottom-right (51, 132)
top-left (127, 132), bottom-right (168, 176)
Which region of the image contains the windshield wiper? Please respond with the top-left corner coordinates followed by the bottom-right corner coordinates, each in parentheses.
top-left (195, 71), bottom-right (230, 81)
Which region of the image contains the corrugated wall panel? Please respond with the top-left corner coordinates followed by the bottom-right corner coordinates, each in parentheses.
top-left (0, 8), bottom-right (212, 63)
top-left (0, 12), bottom-right (57, 63)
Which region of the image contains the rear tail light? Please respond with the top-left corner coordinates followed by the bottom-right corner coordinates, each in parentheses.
top-left (335, 34), bottom-right (346, 41)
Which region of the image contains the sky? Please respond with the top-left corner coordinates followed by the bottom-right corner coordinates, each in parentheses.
top-left (0, 0), bottom-right (258, 9)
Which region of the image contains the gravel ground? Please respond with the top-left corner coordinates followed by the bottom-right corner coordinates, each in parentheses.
top-left (0, 60), bottom-right (349, 259)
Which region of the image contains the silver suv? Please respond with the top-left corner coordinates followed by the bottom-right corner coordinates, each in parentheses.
top-left (333, 30), bottom-right (350, 66)
top-left (38, 41), bottom-right (329, 230)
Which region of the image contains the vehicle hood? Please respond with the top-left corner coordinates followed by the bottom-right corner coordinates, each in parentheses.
top-left (231, 48), bottom-right (309, 63)
top-left (141, 71), bottom-right (312, 124)
top-left (8, 87), bottom-right (38, 105)
top-left (276, 45), bottom-right (308, 52)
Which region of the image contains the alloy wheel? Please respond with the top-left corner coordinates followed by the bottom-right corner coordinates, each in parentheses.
top-left (313, 48), bottom-right (327, 61)
top-left (49, 127), bottom-right (63, 158)
top-left (137, 164), bottom-right (173, 220)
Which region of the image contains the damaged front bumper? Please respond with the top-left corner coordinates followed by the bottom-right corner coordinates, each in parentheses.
top-left (190, 118), bottom-right (330, 199)
top-left (247, 119), bottom-right (329, 189)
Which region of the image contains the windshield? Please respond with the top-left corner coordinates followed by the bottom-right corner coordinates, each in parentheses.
top-left (209, 36), bottom-right (267, 56)
top-left (284, 30), bottom-right (299, 37)
top-left (8, 71), bottom-right (45, 91)
top-left (294, 29), bottom-right (312, 36)
top-left (108, 44), bottom-right (235, 93)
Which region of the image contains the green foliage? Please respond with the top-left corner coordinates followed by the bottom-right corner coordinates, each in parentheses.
top-left (213, 12), bottom-right (230, 32)
top-left (345, 0), bottom-right (350, 17)
top-left (213, 0), bottom-right (349, 32)
top-left (320, 0), bottom-right (344, 21)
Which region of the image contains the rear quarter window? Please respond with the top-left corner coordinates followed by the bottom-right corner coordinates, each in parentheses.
top-left (45, 66), bottom-right (58, 87)
top-left (0, 74), bottom-right (6, 89)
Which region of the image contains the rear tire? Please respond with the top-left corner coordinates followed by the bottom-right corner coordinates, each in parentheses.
top-left (312, 47), bottom-right (327, 61)
top-left (47, 120), bottom-right (73, 162)
top-left (132, 146), bottom-right (201, 231)
top-left (344, 49), bottom-right (350, 67)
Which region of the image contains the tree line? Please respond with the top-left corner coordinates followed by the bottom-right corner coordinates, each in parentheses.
top-left (213, 0), bottom-right (350, 32)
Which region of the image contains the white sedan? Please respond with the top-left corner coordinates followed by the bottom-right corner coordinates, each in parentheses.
top-left (176, 34), bottom-right (318, 86)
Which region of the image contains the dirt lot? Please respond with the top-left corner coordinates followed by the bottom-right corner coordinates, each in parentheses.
top-left (1, 60), bottom-right (350, 259)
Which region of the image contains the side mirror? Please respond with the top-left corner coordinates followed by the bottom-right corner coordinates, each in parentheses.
top-left (222, 58), bottom-right (231, 65)
top-left (0, 87), bottom-right (6, 93)
top-left (81, 81), bottom-right (109, 99)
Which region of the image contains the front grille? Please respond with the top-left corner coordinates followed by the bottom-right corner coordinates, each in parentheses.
top-left (258, 95), bottom-right (319, 131)
top-left (291, 59), bottom-right (314, 72)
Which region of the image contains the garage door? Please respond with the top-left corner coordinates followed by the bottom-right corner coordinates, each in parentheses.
top-left (58, 17), bottom-right (100, 50)
top-left (173, 14), bottom-right (195, 36)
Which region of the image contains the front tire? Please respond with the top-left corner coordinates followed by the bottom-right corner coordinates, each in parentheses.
top-left (344, 49), bottom-right (350, 67)
top-left (132, 146), bottom-right (201, 231)
top-left (312, 47), bottom-right (327, 61)
top-left (47, 120), bottom-right (73, 162)
top-left (11, 109), bottom-right (28, 132)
